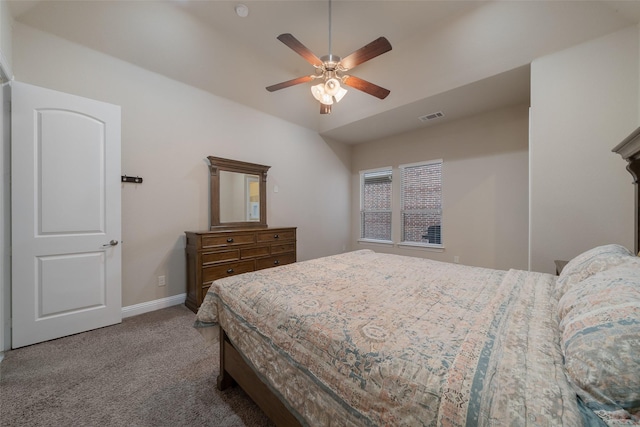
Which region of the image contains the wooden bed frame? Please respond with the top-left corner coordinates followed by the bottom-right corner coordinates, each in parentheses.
top-left (215, 130), bottom-right (640, 426)
top-left (217, 327), bottom-right (303, 426)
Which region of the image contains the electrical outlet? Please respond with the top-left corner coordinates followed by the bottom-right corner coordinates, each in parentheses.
top-left (454, 256), bottom-right (460, 264)
top-left (158, 275), bottom-right (166, 287)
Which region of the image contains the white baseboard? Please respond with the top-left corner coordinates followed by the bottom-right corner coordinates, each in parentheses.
top-left (121, 293), bottom-right (186, 319)
top-left (0, 295), bottom-right (187, 362)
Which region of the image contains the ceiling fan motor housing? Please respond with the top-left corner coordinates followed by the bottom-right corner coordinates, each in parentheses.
top-left (320, 54), bottom-right (342, 71)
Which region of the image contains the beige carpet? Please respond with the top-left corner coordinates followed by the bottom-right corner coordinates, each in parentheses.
top-left (0, 305), bottom-right (273, 427)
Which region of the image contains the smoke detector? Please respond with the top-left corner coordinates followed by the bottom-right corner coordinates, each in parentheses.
top-left (235, 4), bottom-right (249, 17)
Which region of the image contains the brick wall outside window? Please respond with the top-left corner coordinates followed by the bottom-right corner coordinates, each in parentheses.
top-left (401, 161), bottom-right (442, 244)
top-left (361, 171), bottom-right (392, 240)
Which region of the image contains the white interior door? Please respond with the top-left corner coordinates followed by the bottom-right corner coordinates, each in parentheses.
top-left (11, 81), bottom-right (121, 348)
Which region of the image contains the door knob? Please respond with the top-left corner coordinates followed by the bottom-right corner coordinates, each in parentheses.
top-left (102, 240), bottom-right (119, 247)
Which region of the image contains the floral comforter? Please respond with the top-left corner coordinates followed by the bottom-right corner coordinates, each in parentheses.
top-left (196, 250), bottom-right (583, 426)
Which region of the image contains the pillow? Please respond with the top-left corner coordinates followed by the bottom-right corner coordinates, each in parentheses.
top-left (557, 264), bottom-right (640, 424)
top-left (556, 244), bottom-right (633, 298)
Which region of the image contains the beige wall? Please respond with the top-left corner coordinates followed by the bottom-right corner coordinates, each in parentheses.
top-left (0, 77), bottom-right (9, 354)
top-left (12, 23), bottom-right (352, 308)
top-left (351, 104), bottom-right (529, 271)
top-left (0, 0), bottom-right (11, 353)
top-left (352, 24), bottom-right (640, 274)
top-left (530, 25), bottom-right (638, 273)
top-left (0, 0), bottom-right (12, 75)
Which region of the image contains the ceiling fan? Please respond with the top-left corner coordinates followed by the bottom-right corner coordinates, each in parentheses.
top-left (265, 0), bottom-right (392, 114)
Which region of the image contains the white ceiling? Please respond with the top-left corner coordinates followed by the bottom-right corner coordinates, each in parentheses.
top-left (9, 0), bottom-right (640, 144)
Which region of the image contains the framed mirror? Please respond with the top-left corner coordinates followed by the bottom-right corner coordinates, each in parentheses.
top-left (207, 156), bottom-right (270, 229)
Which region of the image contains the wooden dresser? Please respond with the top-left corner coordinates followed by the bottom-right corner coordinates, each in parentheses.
top-left (184, 227), bottom-right (296, 312)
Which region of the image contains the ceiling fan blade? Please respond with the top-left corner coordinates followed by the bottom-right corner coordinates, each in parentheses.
top-left (343, 75), bottom-right (390, 99)
top-left (340, 37), bottom-right (392, 70)
top-left (266, 75), bottom-right (315, 92)
top-left (277, 33), bottom-right (323, 67)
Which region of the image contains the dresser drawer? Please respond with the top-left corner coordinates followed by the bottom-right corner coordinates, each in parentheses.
top-left (271, 243), bottom-right (295, 255)
top-left (203, 260), bottom-right (255, 283)
top-left (256, 253), bottom-right (296, 270)
top-left (202, 249), bottom-right (240, 265)
top-left (202, 233), bottom-right (255, 248)
top-left (256, 230), bottom-right (295, 243)
top-left (241, 245), bottom-right (270, 259)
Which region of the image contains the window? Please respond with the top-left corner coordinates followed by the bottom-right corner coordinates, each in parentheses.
top-left (360, 168), bottom-right (392, 241)
top-left (359, 160), bottom-right (443, 248)
top-left (400, 160), bottom-right (442, 246)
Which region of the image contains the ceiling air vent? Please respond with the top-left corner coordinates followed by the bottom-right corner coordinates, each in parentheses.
top-left (418, 111), bottom-right (444, 122)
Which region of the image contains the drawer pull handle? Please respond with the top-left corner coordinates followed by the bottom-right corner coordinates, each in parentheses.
top-left (274, 234), bottom-right (279, 239)
top-left (274, 260), bottom-right (280, 265)
top-left (227, 268), bottom-right (234, 274)
top-left (227, 238), bottom-right (234, 243)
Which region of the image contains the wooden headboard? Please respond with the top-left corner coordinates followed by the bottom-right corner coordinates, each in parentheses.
top-left (613, 127), bottom-right (640, 254)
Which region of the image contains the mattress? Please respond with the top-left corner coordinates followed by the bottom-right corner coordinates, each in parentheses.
top-left (196, 249), bottom-right (583, 426)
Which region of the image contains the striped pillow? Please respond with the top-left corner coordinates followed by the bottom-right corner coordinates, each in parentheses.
top-left (556, 244), bottom-right (633, 298)
top-left (558, 260), bottom-right (640, 425)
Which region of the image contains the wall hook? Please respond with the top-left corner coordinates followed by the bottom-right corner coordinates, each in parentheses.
top-left (121, 175), bottom-right (143, 184)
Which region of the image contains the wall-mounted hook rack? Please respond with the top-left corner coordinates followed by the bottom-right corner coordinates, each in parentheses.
top-left (121, 175), bottom-right (143, 184)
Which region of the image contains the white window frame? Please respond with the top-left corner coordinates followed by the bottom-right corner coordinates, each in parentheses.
top-left (358, 167), bottom-right (393, 244)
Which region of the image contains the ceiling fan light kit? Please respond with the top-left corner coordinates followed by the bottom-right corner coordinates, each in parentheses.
top-left (266, 0), bottom-right (392, 114)
top-left (310, 64), bottom-right (348, 107)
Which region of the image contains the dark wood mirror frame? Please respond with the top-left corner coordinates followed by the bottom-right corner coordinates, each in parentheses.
top-left (207, 156), bottom-right (270, 230)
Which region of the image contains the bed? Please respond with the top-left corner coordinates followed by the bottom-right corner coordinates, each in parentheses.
top-left (195, 133), bottom-right (640, 426)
